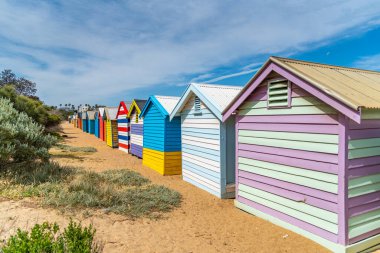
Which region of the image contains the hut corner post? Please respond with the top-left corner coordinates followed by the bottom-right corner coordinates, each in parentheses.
top-left (235, 114), bottom-right (239, 200)
top-left (338, 113), bottom-right (349, 245)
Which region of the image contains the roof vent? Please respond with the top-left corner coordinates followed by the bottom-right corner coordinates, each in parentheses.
top-left (267, 80), bottom-right (290, 108)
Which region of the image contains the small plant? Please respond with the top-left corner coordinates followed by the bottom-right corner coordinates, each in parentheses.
top-left (1, 220), bottom-right (102, 253)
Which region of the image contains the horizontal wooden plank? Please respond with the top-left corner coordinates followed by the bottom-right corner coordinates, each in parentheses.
top-left (238, 114), bottom-right (338, 124)
top-left (349, 129), bottom-right (380, 140)
top-left (182, 134), bottom-right (220, 146)
top-left (238, 122), bottom-right (339, 134)
top-left (240, 97), bottom-right (325, 110)
top-left (238, 143), bottom-right (339, 164)
top-left (239, 171), bottom-right (337, 203)
top-left (239, 177), bottom-right (337, 213)
top-left (238, 185), bottom-right (338, 234)
top-left (238, 149), bottom-right (338, 174)
top-left (183, 153), bottom-right (220, 172)
top-left (349, 208), bottom-right (380, 227)
top-left (239, 184), bottom-right (337, 223)
top-left (349, 147), bottom-right (380, 159)
top-left (236, 198), bottom-right (339, 244)
top-left (349, 138), bottom-right (380, 149)
top-left (349, 213), bottom-right (380, 239)
top-left (183, 170), bottom-right (220, 192)
top-left (238, 157), bottom-right (337, 183)
top-left (348, 182), bottom-right (380, 198)
top-left (239, 105), bottom-right (337, 116)
top-left (182, 122), bottom-right (220, 129)
top-left (182, 117), bottom-right (220, 124)
top-left (238, 160), bottom-right (338, 193)
top-left (239, 130), bottom-right (338, 144)
top-left (183, 160), bottom-right (220, 182)
top-left (238, 136), bottom-right (338, 154)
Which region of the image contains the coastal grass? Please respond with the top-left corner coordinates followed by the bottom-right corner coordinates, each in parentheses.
top-left (0, 162), bottom-right (181, 219)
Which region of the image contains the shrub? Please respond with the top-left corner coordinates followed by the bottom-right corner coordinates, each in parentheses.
top-left (1, 220), bottom-right (102, 253)
top-left (0, 85), bottom-right (61, 128)
top-left (0, 98), bottom-right (57, 163)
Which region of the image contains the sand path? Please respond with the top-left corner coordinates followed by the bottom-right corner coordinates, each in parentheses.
top-left (0, 122), bottom-right (332, 252)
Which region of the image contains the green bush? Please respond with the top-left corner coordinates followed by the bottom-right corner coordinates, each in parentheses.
top-left (0, 85), bottom-right (61, 128)
top-left (1, 220), bottom-right (102, 253)
top-left (0, 98), bottom-right (57, 163)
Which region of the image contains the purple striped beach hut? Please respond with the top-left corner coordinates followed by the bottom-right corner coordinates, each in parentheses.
top-left (223, 56), bottom-right (380, 253)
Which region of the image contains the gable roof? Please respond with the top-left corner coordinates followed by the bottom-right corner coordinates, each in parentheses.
top-left (104, 107), bottom-right (118, 120)
top-left (86, 111), bottom-right (96, 120)
top-left (223, 56), bottom-right (380, 123)
top-left (170, 83), bottom-right (243, 121)
top-left (140, 95), bottom-right (180, 118)
top-left (97, 108), bottom-right (105, 118)
top-left (271, 57), bottom-right (380, 110)
top-left (116, 101), bottom-right (132, 118)
top-left (127, 99), bottom-right (148, 117)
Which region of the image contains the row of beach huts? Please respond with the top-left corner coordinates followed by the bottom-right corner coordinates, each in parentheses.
top-left (68, 57), bottom-right (380, 253)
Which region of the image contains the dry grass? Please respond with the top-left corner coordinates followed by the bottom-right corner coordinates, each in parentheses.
top-left (0, 162), bottom-right (181, 219)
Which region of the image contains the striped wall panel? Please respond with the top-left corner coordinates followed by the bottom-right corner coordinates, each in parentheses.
top-left (117, 105), bottom-right (130, 153)
top-left (347, 119), bottom-right (380, 244)
top-left (130, 110), bottom-right (143, 158)
top-left (181, 95), bottom-right (223, 197)
top-left (106, 120), bottom-right (118, 148)
top-left (236, 81), bottom-right (341, 243)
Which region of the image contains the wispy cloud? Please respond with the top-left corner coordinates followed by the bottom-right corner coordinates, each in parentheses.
top-left (0, 0), bottom-right (380, 105)
top-left (353, 54), bottom-right (380, 71)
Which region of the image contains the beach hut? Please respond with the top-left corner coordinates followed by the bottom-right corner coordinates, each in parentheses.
top-left (78, 115), bottom-right (82, 129)
top-left (128, 99), bottom-right (147, 158)
top-left (104, 107), bottom-right (119, 148)
top-left (87, 111), bottom-right (96, 134)
top-left (98, 108), bottom-right (105, 141)
top-left (94, 110), bottom-right (100, 138)
top-left (116, 101), bottom-right (132, 153)
top-left (170, 83), bottom-right (242, 198)
top-left (222, 56), bottom-right (380, 253)
top-left (140, 96), bottom-right (181, 175)
top-left (82, 112), bottom-right (88, 133)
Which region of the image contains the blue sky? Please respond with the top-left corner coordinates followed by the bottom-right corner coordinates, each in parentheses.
top-left (1, 0), bottom-right (380, 107)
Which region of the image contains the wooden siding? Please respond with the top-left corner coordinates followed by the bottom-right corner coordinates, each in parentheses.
top-left (117, 104), bottom-right (130, 153)
top-left (88, 119), bottom-right (95, 134)
top-left (142, 148), bottom-right (181, 175)
top-left (82, 119), bottom-right (88, 133)
top-left (106, 120), bottom-right (118, 148)
top-left (347, 119), bottom-right (380, 243)
top-left (94, 117), bottom-right (100, 138)
top-left (142, 101), bottom-right (182, 175)
top-left (236, 82), bottom-right (341, 243)
top-left (181, 95), bottom-right (222, 197)
top-left (130, 109), bottom-right (143, 158)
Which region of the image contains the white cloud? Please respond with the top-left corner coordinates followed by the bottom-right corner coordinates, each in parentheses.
top-left (353, 54), bottom-right (380, 71)
top-left (0, 0), bottom-right (379, 105)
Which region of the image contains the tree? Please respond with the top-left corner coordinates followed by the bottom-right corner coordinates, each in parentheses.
top-left (0, 98), bottom-right (57, 163)
top-left (0, 69), bottom-right (37, 96)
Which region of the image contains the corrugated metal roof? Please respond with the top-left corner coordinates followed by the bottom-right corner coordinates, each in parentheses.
top-left (134, 99), bottom-right (148, 111)
top-left (271, 56), bottom-right (380, 109)
top-left (98, 107), bottom-right (105, 116)
top-left (194, 83), bottom-right (243, 111)
top-left (104, 107), bottom-right (118, 120)
top-left (87, 111), bottom-right (96, 120)
top-left (155, 96), bottom-right (180, 114)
